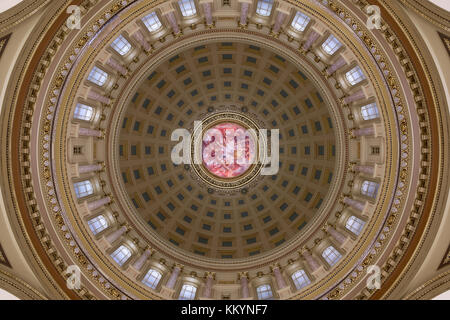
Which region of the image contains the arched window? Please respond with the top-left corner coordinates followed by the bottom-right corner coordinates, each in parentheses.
top-left (291, 11), bottom-right (310, 31)
top-left (74, 180), bottom-right (94, 199)
top-left (322, 34), bottom-right (342, 55)
top-left (142, 269), bottom-right (162, 289)
top-left (361, 180), bottom-right (379, 198)
top-left (291, 270), bottom-right (311, 290)
top-left (111, 35), bottom-right (132, 56)
top-left (110, 245), bottom-right (132, 266)
top-left (88, 66), bottom-right (108, 86)
top-left (256, 284), bottom-right (273, 300)
top-left (74, 103), bottom-right (94, 121)
top-left (178, 0), bottom-right (197, 17)
top-left (361, 103), bottom-right (379, 120)
top-left (345, 66), bottom-right (365, 85)
top-left (345, 215), bottom-right (365, 236)
top-left (322, 246), bottom-right (342, 266)
top-left (179, 284), bottom-right (197, 300)
top-left (142, 12), bottom-right (162, 32)
top-left (256, 0), bottom-right (274, 17)
top-left (88, 215), bottom-right (108, 235)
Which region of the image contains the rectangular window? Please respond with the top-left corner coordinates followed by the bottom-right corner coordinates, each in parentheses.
top-left (345, 66), bottom-right (366, 85)
top-left (88, 215), bottom-right (108, 235)
top-left (110, 245), bottom-right (131, 266)
top-left (142, 12), bottom-right (162, 32)
top-left (74, 180), bottom-right (94, 198)
top-left (291, 11), bottom-right (311, 31)
top-left (88, 67), bottom-right (108, 86)
top-left (179, 284), bottom-right (197, 300)
top-left (256, 0), bottom-right (274, 16)
top-left (111, 35), bottom-right (132, 55)
top-left (74, 103), bottom-right (94, 121)
top-left (178, 0), bottom-right (197, 17)
top-left (322, 34), bottom-right (342, 55)
top-left (142, 269), bottom-right (162, 289)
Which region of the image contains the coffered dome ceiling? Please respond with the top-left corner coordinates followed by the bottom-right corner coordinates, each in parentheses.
top-left (118, 41), bottom-right (338, 259)
top-left (0, 0), bottom-right (449, 301)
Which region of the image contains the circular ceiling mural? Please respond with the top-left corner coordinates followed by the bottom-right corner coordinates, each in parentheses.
top-left (117, 41), bottom-right (338, 259)
top-left (201, 121), bottom-right (257, 179)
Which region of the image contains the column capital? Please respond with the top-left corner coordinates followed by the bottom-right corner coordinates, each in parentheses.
top-left (298, 246), bottom-right (311, 255)
top-left (269, 263), bottom-right (281, 273)
top-left (159, 258), bottom-right (167, 266)
top-left (137, 245), bottom-right (153, 257)
top-left (204, 272), bottom-right (216, 280)
top-left (172, 263), bottom-right (184, 271)
top-left (120, 223), bottom-right (131, 234)
top-left (339, 194), bottom-right (351, 204)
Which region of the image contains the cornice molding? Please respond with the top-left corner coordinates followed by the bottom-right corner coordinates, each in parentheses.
top-left (0, 267), bottom-right (48, 300)
top-left (439, 245), bottom-right (450, 269)
top-left (0, 0), bottom-right (51, 35)
top-left (404, 270), bottom-right (450, 300)
top-left (398, 0), bottom-right (450, 32)
top-left (0, 33), bottom-right (12, 59)
top-left (437, 31), bottom-right (450, 56)
top-left (0, 243), bottom-right (11, 268)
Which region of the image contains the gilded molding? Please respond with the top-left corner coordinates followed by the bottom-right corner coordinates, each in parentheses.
top-left (0, 244), bottom-right (11, 268)
top-left (0, 268), bottom-right (48, 300)
top-left (439, 245), bottom-right (450, 269)
top-left (0, 33), bottom-right (11, 59)
top-left (404, 270), bottom-right (450, 300)
top-left (0, 0), bottom-right (51, 34)
top-left (398, 0), bottom-right (450, 32)
top-left (437, 31), bottom-right (450, 56)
